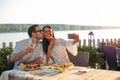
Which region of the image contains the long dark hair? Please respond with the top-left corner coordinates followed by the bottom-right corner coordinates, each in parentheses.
top-left (42, 25), bottom-right (55, 54)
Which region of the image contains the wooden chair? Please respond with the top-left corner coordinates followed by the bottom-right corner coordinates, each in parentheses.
top-left (67, 50), bottom-right (89, 67)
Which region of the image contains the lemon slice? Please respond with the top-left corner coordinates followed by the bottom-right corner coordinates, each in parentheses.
top-left (19, 63), bottom-right (26, 69)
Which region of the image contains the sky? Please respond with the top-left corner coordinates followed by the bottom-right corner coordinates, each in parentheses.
top-left (0, 0), bottom-right (120, 27)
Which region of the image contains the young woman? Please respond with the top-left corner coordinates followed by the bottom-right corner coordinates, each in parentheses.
top-left (42, 25), bottom-right (79, 64)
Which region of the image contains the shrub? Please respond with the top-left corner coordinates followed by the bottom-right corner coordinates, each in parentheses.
top-left (0, 47), bottom-right (13, 75)
top-left (78, 46), bottom-right (105, 68)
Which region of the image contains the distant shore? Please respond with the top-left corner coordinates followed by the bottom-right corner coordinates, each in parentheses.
top-left (0, 24), bottom-right (120, 33)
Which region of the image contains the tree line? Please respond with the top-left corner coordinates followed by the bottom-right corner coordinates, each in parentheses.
top-left (0, 24), bottom-right (115, 33)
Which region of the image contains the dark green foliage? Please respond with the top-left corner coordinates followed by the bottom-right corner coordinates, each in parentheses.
top-left (78, 46), bottom-right (105, 68)
top-left (0, 24), bottom-right (106, 33)
top-left (0, 47), bottom-right (13, 75)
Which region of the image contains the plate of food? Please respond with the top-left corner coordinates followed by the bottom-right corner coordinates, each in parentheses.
top-left (18, 63), bottom-right (41, 71)
top-left (41, 62), bottom-right (74, 72)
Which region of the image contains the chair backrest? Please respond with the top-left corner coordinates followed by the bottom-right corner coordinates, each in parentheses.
top-left (103, 45), bottom-right (117, 70)
top-left (67, 50), bottom-right (89, 67)
top-left (6, 55), bottom-right (15, 70)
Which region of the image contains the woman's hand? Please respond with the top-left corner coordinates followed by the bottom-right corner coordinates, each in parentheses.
top-left (46, 38), bottom-right (55, 64)
top-left (48, 38), bottom-right (56, 49)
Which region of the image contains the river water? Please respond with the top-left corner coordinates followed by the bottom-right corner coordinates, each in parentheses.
top-left (0, 29), bottom-right (120, 48)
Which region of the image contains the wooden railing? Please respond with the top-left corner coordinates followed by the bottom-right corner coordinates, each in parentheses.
top-left (1, 38), bottom-right (119, 48)
top-left (78, 38), bottom-right (119, 48)
top-left (2, 42), bottom-right (13, 48)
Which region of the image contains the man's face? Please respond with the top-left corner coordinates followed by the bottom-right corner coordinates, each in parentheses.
top-left (33, 26), bottom-right (43, 40)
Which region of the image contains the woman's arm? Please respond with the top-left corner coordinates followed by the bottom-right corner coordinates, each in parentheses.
top-left (46, 47), bottom-right (51, 64)
top-left (66, 33), bottom-right (79, 56)
top-left (46, 38), bottom-right (55, 64)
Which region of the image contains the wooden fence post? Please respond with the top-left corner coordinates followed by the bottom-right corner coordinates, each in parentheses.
top-left (113, 38), bottom-right (117, 46)
top-left (83, 39), bottom-right (86, 46)
top-left (97, 39), bottom-right (100, 48)
top-left (79, 39), bottom-right (81, 47)
top-left (102, 39), bottom-right (104, 44)
top-left (88, 39), bottom-right (90, 47)
top-left (93, 39), bottom-right (95, 47)
top-left (9, 42), bottom-right (13, 48)
top-left (106, 39), bottom-right (109, 45)
top-left (2, 42), bottom-right (6, 48)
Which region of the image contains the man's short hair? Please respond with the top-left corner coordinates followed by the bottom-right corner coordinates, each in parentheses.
top-left (27, 24), bottom-right (39, 38)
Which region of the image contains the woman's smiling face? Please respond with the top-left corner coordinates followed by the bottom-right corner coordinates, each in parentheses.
top-left (43, 27), bottom-right (54, 40)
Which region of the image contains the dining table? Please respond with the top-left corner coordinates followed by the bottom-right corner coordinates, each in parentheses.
top-left (0, 66), bottom-right (120, 80)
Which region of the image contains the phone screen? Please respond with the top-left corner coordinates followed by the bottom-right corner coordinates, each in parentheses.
top-left (68, 34), bottom-right (74, 39)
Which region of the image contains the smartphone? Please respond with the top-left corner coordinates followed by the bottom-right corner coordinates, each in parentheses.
top-left (68, 34), bottom-right (74, 39)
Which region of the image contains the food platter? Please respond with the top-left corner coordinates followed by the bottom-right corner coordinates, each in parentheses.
top-left (18, 62), bottom-right (74, 72)
top-left (41, 62), bottom-right (74, 72)
top-left (17, 63), bottom-right (41, 71)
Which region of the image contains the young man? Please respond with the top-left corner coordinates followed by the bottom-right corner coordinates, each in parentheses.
top-left (10, 24), bottom-right (44, 69)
